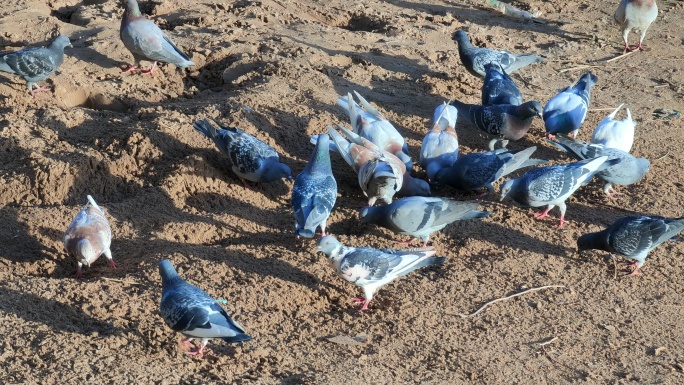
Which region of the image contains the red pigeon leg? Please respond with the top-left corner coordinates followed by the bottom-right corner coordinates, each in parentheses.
top-left (534, 207), bottom-right (552, 220)
top-left (122, 64), bottom-right (139, 73)
top-left (140, 62), bottom-right (157, 75)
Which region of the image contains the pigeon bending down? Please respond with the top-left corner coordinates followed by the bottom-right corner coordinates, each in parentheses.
top-left (0, 35), bottom-right (71, 94)
top-left (359, 197), bottom-right (491, 246)
top-left (64, 195), bottom-right (115, 278)
top-left (614, 0), bottom-right (658, 52)
top-left (292, 133), bottom-right (337, 238)
top-left (120, 0), bottom-right (195, 74)
top-left (452, 98), bottom-right (543, 151)
top-left (316, 236), bottom-right (446, 310)
top-left (420, 102), bottom-right (459, 181)
top-left (590, 104), bottom-right (635, 153)
top-left (500, 156), bottom-right (617, 227)
top-left (482, 63), bottom-right (523, 106)
top-left (578, 216), bottom-right (684, 276)
top-left (193, 119), bottom-right (292, 187)
top-left (159, 260), bottom-right (252, 355)
top-left (547, 135), bottom-right (650, 198)
top-left (453, 30), bottom-right (542, 77)
top-left (338, 91), bottom-right (412, 169)
top-left (543, 72), bottom-right (598, 138)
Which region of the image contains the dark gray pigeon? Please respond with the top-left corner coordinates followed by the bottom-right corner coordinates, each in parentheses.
top-left (292, 133), bottom-right (337, 238)
top-left (359, 197), bottom-right (491, 246)
top-left (432, 146), bottom-right (547, 195)
top-left (482, 63), bottom-right (523, 106)
top-left (159, 260), bottom-right (251, 355)
top-left (0, 35), bottom-right (71, 94)
top-left (193, 119), bottom-right (292, 188)
top-left (316, 235), bottom-right (445, 311)
top-left (578, 216), bottom-right (684, 275)
top-left (454, 30), bottom-right (542, 77)
top-left (120, 0), bottom-right (195, 74)
top-left (547, 135), bottom-right (650, 198)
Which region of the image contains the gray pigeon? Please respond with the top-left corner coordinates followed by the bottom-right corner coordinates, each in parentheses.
top-left (193, 119), bottom-right (292, 188)
top-left (578, 216), bottom-right (684, 275)
top-left (547, 135), bottom-right (650, 198)
top-left (64, 195), bottom-right (115, 278)
top-left (454, 30), bottom-right (542, 77)
top-left (432, 146), bottom-right (547, 195)
top-left (614, 0), bottom-right (658, 52)
top-left (159, 260), bottom-right (251, 355)
top-left (0, 35), bottom-right (71, 94)
top-left (482, 62), bottom-right (523, 106)
top-left (544, 72), bottom-right (597, 138)
top-left (292, 133), bottom-right (337, 238)
top-left (359, 197), bottom-right (491, 246)
top-left (120, 0), bottom-right (195, 74)
top-left (500, 156), bottom-right (617, 227)
top-left (316, 236), bottom-right (445, 310)
top-left (420, 102), bottom-right (459, 181)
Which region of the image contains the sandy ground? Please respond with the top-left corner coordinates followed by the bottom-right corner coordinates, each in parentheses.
top-left (1, 0), bottom-right (684, 383)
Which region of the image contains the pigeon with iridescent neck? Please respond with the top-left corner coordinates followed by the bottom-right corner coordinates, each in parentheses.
top-left (0, 35), bottom-right (71, 94)
top-left (453, 30), bottom-right (542, 77)
top-left (64, 195), bottom-right (115, 278)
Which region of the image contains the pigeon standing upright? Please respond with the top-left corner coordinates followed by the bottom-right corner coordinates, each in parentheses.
top-left (420, 102), bottom-right (459, 181)
top-left (64, 195), bottom-right (115, 278)
top-left (193, 119), bottom-right (292, 188)
top-left (590, 104), bottom-right (635, 153)
top-left (614, 0), bottom-right (658, 52)
top-left (316, 236), bottom-right (446, 310)
top-left (482, 63), bottom-right (523, 106)
top-left (120, 0), bottom-right (195, 74)
top-left (578, 216), bottom-right (684, 275)
top-left (292, 133), bottom-right (337, 238)
top-left (543, 72), bottom-right (598, 138)
top-left (159, 260), bottom-right (252, 355)
top-left (453, 30), bottom-right (542, 77)
top-left (0, 35), bottom-right (71, 94)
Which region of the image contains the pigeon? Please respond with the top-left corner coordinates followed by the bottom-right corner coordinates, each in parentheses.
top-left (0, 35), bottom-right (71, 94)
top-left (578, 216), bottom-right (684, 275)
top-left (614, 0), bottom-right (658, 52)
top-left (359, 197), bottom-right (491, 246)
top-left (420, 102), bottom-right (459, 181)
top-left (338, 91), bottom-right (412, 169)
top-left (500, 156), bottom-right (618, 227)
top-left (193, 119), bottom-right (292, 187)
top-left (120, 0), bottom-right (195, 74)
top-left (590, 104), bottom-right (635, 153)
top-left (547, 135), bottom-right (650, 198)
top-left (432, 146), bottom-right (547, 194)
top-left (482, 63), bottom-right (523, 106)
top-left (292, 133), bottom-right (337, 238)
top-left (452, 98), bottom-right (543, 151)
top-left (159, 260), bottom-right (252, 355)
top-left (543, 72), bottom-right (598, 138)
top-left (64, 195), bottom-right (115, 278)
top-left (316, 235), bottom-right (446, 310)
top-left (453, 30), bottom-right (542, 77)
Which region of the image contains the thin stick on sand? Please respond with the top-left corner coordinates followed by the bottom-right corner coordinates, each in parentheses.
top-left (458, 285), bottom-right (566, 318)
top-left (102, 277), bottom-right (140, 285)
top-left (606, 50), bottom-right (637, 63)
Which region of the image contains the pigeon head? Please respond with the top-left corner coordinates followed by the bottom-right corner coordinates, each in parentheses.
top-left (637, 158), bottom-right (651, 174)
top-left (358, 206), bottom-right (381, 224)
top-left (516, 101), bottom-right (544, 119)
top-left (317, 235), bottom-right (341, 257)
top-left (453, 30), bottom-right (472, 47)
top-left (579, 72), bottom-right (598, 88)
top-left (262, 162), bottom-right (292, 182)
top-left (159, 260), bottom-right (181, 289)
top-left (51, 35), bottom-right (72, 50)
top-left (499, 179), bottom-right (516, 201)
top-left (577, 232), bottom-right (601, 252)
top-left (123, 0), bottom-right (143, 18)
top-left (403, 177), bottom-right (431, 197)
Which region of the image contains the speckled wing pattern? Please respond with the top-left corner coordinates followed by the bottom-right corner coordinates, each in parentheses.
top-left (471, 49), bottom-right (513, 76)
top-left (0, 48), bottom-right (58, 81)
top-left (468, 105), bottom-right (504, 136)
top-left (608, 216), bottom-right (684, 258)
top-left (338, 248), bottom-right (401, 284)
top-left (224, 129), bottom-right (279, 176)
top-left (524, 164), bottom-right (590, 204)
top-left (454, 152), bottom-right (506, 189)
top-left (292, 172), bottom-right (337, 236)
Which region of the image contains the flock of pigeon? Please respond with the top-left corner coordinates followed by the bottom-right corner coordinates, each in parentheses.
top-left (2, 0), bottom-right (677, 357)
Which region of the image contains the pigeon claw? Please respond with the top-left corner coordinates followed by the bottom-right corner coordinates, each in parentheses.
top-left (30, 86), bottom-right (51, 96)
top-left (352, 297), bottom-right (371, 311)
top-left (534, 208), bottom-right (551, 220)
top-left (109, 259), bottom-right (117, 269)
top-left (74, 267), bottom-right (84, 279)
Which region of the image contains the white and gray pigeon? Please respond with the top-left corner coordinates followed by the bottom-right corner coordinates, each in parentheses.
top-left (120, 0), bottom-right (195, 74)
top-left (590, 104), bottom-right (635, 153)
top-left (420, 102), bottom-right (459, 181)
top-left (432, 146), bottom-right (547, 195)
top-left (292, 133), bottom-right (337, 238)
top-left (359, 197), bottom-right (491, 246)
top-left (0, 35), bottom-right (71, 94)
top-left (193, 119), bottom-right (292, 188)
top-left (543, 72), bottom-right (598, 138)
top-left (500, 156), bottom-right (618, 227)
top-left (482, 62), bottom-right (523, 106)
top-left (453, 30), bottom-right (542, 77)
top-left (578, 216), bottom-right (684, 275)
top-left (614, 0), bottom-right (658, 52)
top-left (159, 260), bottom-right (251, 356)
top-left (316, 235), bottom-right (446, 311)
top-left (548, 135), bottom-right (650, 198)
top-left (64, 195), bottom-right (115, 278)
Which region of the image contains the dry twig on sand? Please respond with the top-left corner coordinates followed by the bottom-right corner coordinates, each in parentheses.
top-left (102, 277), bottom-right (140, 285)
top-left (458, 285), bottom-right (566, 318)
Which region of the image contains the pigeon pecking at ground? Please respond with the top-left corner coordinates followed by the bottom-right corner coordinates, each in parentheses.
top-left (590, 104), bottom-right (635, 153)
top-left (120, 0), bottom-right (195, 74)
top-left (64, 195), bottom-right (115, 278)
top-left (578, 216), bottom-right (684, 276)
top-left (482, 62), bottom-right (523, 106)
top-left (614, 0), bottom-right (658, 52)
top-left (193, 119), bottom-right (292, 188)
top-left (420, 102), bottom-right (459, 181)
top-left (292, 133), bottom-right (337, 238)
top-left (316, 235), bottom-right (446, 311)
top-left (159, 260), bottom-right (252, 356)
top-left (0, 34), bottom-right (71, 95)
top-left (543, 72), bottom-right (598, 138)
top-left (453, 30), bottom-right (542, 77)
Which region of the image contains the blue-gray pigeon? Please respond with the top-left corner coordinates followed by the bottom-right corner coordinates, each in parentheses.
top-left (482, 62), bottom-right (523, 106)
top-left (453, 30), bottom-right (542, 77)
top-left (420, 102), bottom-right (459, 181)
top-left (543, 72), bottom-right (597, 138)
top-left (64, 195), bottom-right (115, 278)
top-left (0, 34), bottom-right (71, 94)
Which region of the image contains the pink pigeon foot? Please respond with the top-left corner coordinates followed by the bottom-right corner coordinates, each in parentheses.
top-left (534, 208), bottom-right (552, 220)
top-left (30, 86), bottom-right (51, 96)
top-left (109, 259), bottom-right (117, 269)
top-left (240, 179), bottom-right (254, 190)
top-left (352, 297), bottom-right (371, 310)
top-left (185, 344), bottom-right (207, 356)
top-left (140, 62), bottom-right (157, 75)
top-left (557, 215), bottom-right (567, 228)
top-left (121, 64), bottom-right (139, 73)
top-left (74, 267), bottom-right (84, 279)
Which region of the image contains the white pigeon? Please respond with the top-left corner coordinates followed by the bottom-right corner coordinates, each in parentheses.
top-left (64, 195), bottom-right (115, 278)
top-left (614, 0), bottom-right (658, 52)
top-left (590, 104), bottom-right (635, 153)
